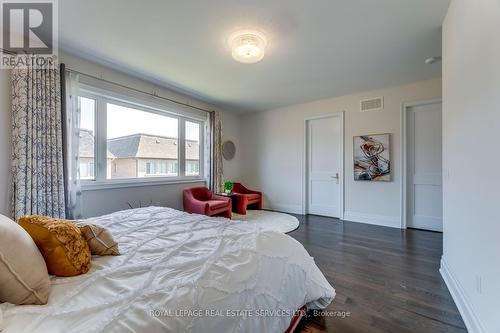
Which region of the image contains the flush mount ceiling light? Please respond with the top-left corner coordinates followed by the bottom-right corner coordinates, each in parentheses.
top-left (228, 30), bottom-right (267, 64)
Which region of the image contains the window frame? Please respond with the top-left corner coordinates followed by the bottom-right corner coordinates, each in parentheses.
top-left (78, 84), bottom-right (205, 190)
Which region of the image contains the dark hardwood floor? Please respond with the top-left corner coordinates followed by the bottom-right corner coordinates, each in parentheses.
top-left (287, 214), bottom-right (466, 333)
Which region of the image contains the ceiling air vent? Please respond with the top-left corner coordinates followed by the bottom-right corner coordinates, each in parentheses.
top-left (360, 97), bottom-right (384, 112)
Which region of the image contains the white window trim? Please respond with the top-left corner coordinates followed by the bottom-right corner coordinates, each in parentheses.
top-left (78, 77), bottom-right (208, 121)
top-left (81, 177), bottom-right (206, 191)
top-left (78, 84), bottom-right (206, 191)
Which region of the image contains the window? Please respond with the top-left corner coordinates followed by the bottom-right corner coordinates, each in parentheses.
top-left (79, 161), bottom-right (95, 179)
top-left (78, 97), bottom-right (96, 180)
top-left (167, 161), bottom-right (178, 175)
top-left (186, 160), bottom-right (199, 176)
top-left (145, 162), bottom-right (152, 175)
top-left (185, 121), bottom-right (200, 176)
top-left (142, 160), bottom-right (177, 177)
top-left (107, 102), bottom-right (179, 179)
top-left (77, 85), bottom-right (204, 187)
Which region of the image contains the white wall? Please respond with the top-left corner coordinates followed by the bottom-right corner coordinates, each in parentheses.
top-left (441, 1), bottom-right (500, 332)
top-left (0, 69), bottom-right (12, 217)
top-left (81, 182), bottom-right (203, 218)
top-left (220, 110), bottom-right (241, 183)
top-left (0, 53), bottom-right (241, 218)
top-left (240, 78), bottom-right (442, 227)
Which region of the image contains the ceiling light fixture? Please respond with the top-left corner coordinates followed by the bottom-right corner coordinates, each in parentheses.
top-left (228, 30), bottom-right (267, 64)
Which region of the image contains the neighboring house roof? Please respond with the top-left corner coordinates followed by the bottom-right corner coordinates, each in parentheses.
top-left (107, 133), bottom-right (199, 160)
top-left (79, 129), bottom-right (115, 158)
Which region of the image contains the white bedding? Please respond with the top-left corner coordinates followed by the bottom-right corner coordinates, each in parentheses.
top-left (0, 207), bottom-right (335, 333)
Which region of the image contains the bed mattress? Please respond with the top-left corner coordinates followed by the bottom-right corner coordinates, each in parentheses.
top-left (1, 207), bottom-right (335, 333)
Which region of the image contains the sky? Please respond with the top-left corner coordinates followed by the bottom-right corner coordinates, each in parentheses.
top-left (79, 97), bottom-right (200, 141)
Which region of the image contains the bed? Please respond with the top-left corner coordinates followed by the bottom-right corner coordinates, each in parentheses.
top-left (0, 207), bottom-right (335, 333)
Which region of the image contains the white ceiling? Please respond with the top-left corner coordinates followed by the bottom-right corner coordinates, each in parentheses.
top-left (59, 0), bottom-right (450, 112)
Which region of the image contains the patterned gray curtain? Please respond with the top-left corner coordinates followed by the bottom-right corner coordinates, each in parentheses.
top-left (206, 111), bottom-right (223, 193)
top-left (11, 57), bottom-right (66, 221)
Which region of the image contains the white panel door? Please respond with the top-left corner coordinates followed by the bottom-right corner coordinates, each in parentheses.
top-left (407, 102), bottom-right (443, 231)
top-left (307, 116), bottom-right (342, 217)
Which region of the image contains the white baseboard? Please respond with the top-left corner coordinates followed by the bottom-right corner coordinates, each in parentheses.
top-left (264, 203), bottom-right (303, 215)
top-left (264, 207), bottom-right (404, 229)
top-left (343, 211), bottom-right (400, 228)
top-left (440, 257), bottom-right (486, 333)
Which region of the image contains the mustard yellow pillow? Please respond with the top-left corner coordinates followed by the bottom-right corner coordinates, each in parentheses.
top-left (19, 216), bottom-right (91, 277)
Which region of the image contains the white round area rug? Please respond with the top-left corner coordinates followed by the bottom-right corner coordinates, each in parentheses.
top-left (233, 210), bottom-right (299, 233)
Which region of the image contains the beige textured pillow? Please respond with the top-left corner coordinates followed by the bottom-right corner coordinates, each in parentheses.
top-left (0, 214), bottom-right (50, 305)
top-left (78, 223), bottom-right (120, 256)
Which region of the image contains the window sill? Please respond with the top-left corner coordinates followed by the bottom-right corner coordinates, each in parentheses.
top-left (80, 177), bottom-right (206, 191)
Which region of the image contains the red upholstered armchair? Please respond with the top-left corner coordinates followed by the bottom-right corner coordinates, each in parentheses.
top-left (183, 187), bottom-right (232, 219)
top-left (232, 183), bottom-right (263, 215)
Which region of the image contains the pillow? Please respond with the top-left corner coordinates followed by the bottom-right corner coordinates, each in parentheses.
top-left (77, 223), bottom-right (120, 256)
top-left (0, 214), bottom-right (50, 305)
top-left (19, 216), bottom-right (91, 277)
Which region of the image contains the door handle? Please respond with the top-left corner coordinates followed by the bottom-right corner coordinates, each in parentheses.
top-left (331, 173), bottom-right (340, 184)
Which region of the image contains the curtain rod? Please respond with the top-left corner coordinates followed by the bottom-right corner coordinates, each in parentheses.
top-left (64, 67), bottom-right (214, 113)
top-left (0, 48), bottom-right (17, 55)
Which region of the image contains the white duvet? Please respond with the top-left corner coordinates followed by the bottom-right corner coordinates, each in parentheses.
top-left (1, 207), bottom-right (334, 333)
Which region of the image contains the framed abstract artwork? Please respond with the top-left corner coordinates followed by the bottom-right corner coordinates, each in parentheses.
top-left (353, 134), bottom-right (391, 181)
